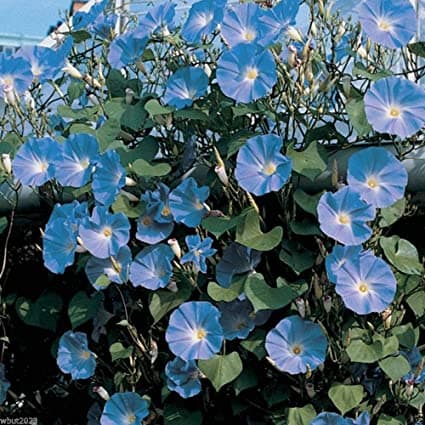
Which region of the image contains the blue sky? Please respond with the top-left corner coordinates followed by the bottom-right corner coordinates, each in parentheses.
top-left (0, 0), bottom-right (71, 38)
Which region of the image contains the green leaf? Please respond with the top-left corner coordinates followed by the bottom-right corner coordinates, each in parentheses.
top-left (96, 118), bottom-right (121, 152)
top-left (352, 62), bottom-right (392, 81)
top-left (57, 105), bottom-right (99, 120)
top-left (380, 236), bottom-right (423, 275)
top-left (293, 189), bottom-right (322, 217)
top-left (220, 130), bottom-right (258, 159)
top-left (202, 215), bottom-right (240, 238)
top-left (121, 100), bottom-right (149, 132)
top-left (377, 415), bottom-right (406, 425)
top-left (391, 324), bottom-right (419, 349)
top-left (346, 339), bottom-right (384, 363)
top-left (109, 342), bottom-right (134, 361)
top-left (240, 328), bottom-right (266, 359)
top-left (16, 292), bottom-right (63, 332)
top-left (106, 69), bottom-right (127, 97)
top-left (71, 30), bottom-right (91, 43)
top-left (328, 384), bottom-right (364, 415)
top-left (112, 194), bottom-right (143, 218)
top-left (236, 209), bottom-right (283, 251)
top-left (198, 352), bottom-right (243, 392)
top-left (233, 367), bottom-right (258, 396)
top-left (132, 158), bottom-right (171, 177)
top-left (287, 141), bottom-right (327, 181)
top-left (287, 405), bottom-right (317, 425)
top-left (279, 240), bottom-right (316, 275)
top-left (232, 103), bottom-right (265, 117)
top-left (118, 136), bottom-right (158, 165)
top-left (149, 282), bottom-right (192, 323)
top-left (379, 355), bottom-right (411, 381)
top-left (346, 97), bottom-right (372, 136)
top-left (68, 291), bottom-right (103, 329)
top-left (244, 273), bottom-right (297, 312)
top-left (93, 274), bottom-right (111, 290)
top-left (379, 199), bottom-right (406, 228)
top-left (67, 81), bottom-right (85, 103)
top-left (0, 217), bottom-right (8, 235)
top-left (174, 109), bottom-right (209, 121)
top-left (163, 405), bottom-right (202, 425)
top-left (289, 219), bottom-right (321, 236)
top-left (144, 99), bottom-right (174, 116)
top-left (407, 41), bottom-right (425, 58)
top-left (406, 291), bottom-right (425, 317)
top-left (207, 280), bottom-right (244, 302)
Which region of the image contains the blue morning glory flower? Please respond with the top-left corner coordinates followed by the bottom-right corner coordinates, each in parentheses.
top-left (107, 33), bottom-right (148, 69)
top-left (221, 3), bottom-right (274, 48)
top-left (181, 234), bottom-right (216, 273)
top-left (129, 244), bottom-right (174, 290)
top-left (0, 363), bottom-right (10, 405)
top-left (325, 245), bottom-right (364, 284)
top-left (216, 44), bottom-right (277, 104)
top-left (134, 1), bottom-right (176, 37)
top-left (169, 177), bottom-right (210, 228)
top-left (235, 134), bottom-right (292, 196)
top-left (334, 251), bottom-right (397, 314)
top-left (219, 298), bottom-right (255, 340)
top-left (357, 0), bottom-right (416, 49)
top-left (164, 66), bottom-right (209, 110)
top-left (165, 357), bottom-right (202, 399)
top-left (265, 315), bottom-right (328, 374)
top-left (0, 54), bottom-right (33, 100)
top-left (165, 301), bottom-right (224, 360)
top-left (142, 183), bottom-right (174, 224)
top-left (216, 242), bottom-right (261, 288)
top-left (317, 186), bottom-right (376, 246)
top-left (100, 392), bottom-right (149, 425)
top-left (55, 133), bottom-right (99, 188)
top-left (57, 331), bottom-right (96, 380)
top-left (79, 207), bottom-right (130, 259)
top-left (310, 412), bottom-right (349, 425)
top-left (46, 201), bottom-right (88, 233)
top-left (347, 147), bottom-right (408, 208)
top-left (136, 208), bottom-right (174, 244)
top-left (12, 137), bottom-right (61, 186)
top-left (347, 412), bottom-right (371, 425)
top-left (43, 218), bottom-right (78, 274)
top-left (181, 0), bottom-right (227, 43)
top-left (402, 348), bottom-right (425, 384)
top-left (92, 150), bottom-right (126, 207)
top-left (85, 245), bottom-right (131, 290)
top-left (91, 13), bottom-right (117, 39)
top-left (72, 0), bottom-right (108, 30)
top-left (259, 0), bottom-right (299, 44)
top-left (364, 77), bottom-right (425, 139)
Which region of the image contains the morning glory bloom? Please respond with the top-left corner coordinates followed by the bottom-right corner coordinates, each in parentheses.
top-left (136, 208), bottom-right (174, 244)
top-left (181, 0), bottom-right (227, 43)
top-left (165, 357), bottom-right (202, 399)
top-left (265, 315), bottom-right (328, 374)
top-left (221, 3), bottom-right (274, 48)
top-left (92, 150), bottom-right (126, 207)
top-left (107, 33), bottom-right (148, 69)
top-left (235, 134), bottom-right (292, 196)
top-left (216, 242), bottom-right (261, 288)
top-left (402, 348), bottom-right (425, 384)
top-left (142, 183), bottom-right (174, 224)
top-left (334, 251), bottom-right (397, 314)
top-left (12, 137), bottom-right (61, 186)
top-left (325, 245), bottom-right (364, 284)
top-left (100, 392), bottom-right (149, 425)
top-left (0, 363), bottom-right (10, 405)
top-left (72, 0), bottom-right (108, 30)
top-left (57, 331), bottom-right (96, 380)
top-left (43, 219), bottom-right (78, 274)
top-left (85, 245), bottom-right (132, 290)
top-left (347, 412), bottom-right (371, 425)
top-left (46, 201), bottom-right (88, 232)
top-left (129, 244), bottom-right (174, 290)
top-left (164, 66), bottom-right (209, 109)
top-left (134, 1), bottom-right (176, 37)
top-left (259, 0), bottom-right (300, 43)
top-left (169, 177), bottom-right (210, 227)
top-left (364, 77), bottom-right (425, 139)
top-left (317, 186), bottom-right (376, 246)
top-left (79, 207), bottom-right (131, 259)
top-left (310, 412), bottom-right (349, 425)
top-left (347, 147), bottom-right (408, 208)
top-left (91, 13), bottom-right (118, 39)
top-left (0, 54), bottom-right (32, 102)
top-left (181, 234), bottom-right (217, 273)
top-left (219, 299), bottom-right (255, 340)
top-left (55, 133), bottom-right (99, 187)
top-left (216, 44), bottom-right (277, 104)
top-left (357, 0), bottom-right (416, 49)
top-left (166, 301), bottom-right (224, 360)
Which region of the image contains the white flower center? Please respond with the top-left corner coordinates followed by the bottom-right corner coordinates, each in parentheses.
top-left (245, 67), bottom-right (258, 81)
top-left (367, 176), bottom-right (379, 189)
top-left (243, 29), bottom-right (256, 41)
top-left (357, 281), bottom-right (369, 294)
top-left (337, 213), bottom-right (351, 225)
top-left (377, 19), bottom-right (392, 32)
top-left (263, 162), bottom-right (276, 175)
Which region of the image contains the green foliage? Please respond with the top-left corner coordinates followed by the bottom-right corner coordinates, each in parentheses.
top-left (68, 291), bottom-right (103, 329)
top-left (287, 141), bottom-right (327, 181)
top-left (328, 384), bottom-right (365, 415)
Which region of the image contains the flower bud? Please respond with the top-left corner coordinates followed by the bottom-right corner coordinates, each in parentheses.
top-left (166, 280), bottom-right (178, 293)
top-left (305, 383), bottom-right (316, 398)
top-left (214, 165), bottom-right (229, 186)
top-left (382, 308), bottom-right (392, 329)
top-left (168, 238), bottom-right (181, 259)
top-left (62, 62), bottom-right (83, 80)
top-left (125, 177), bottom-right (137, 187)
top-left (286, 26), bottom-right (303, 43)
top-left (24, 91), bottom-right (35, 110)
top-left (322, 295), bottom-right (332, 313)
top-left (150, 340), bottom-right (159, 364)
top-left (125, 88), bottom-right (135, 105)
top-left (93, 386), bottom-right (110, 401)
top-left (295, 298), bottom-right (306, 318)
top-left (3, 85), bottom-right (16, 105)
top-left (1, 154), bottom-right (12, 175)
top-left (120, 189), bottom-right (139, 202)
top-left (83, 74), bottom-right (102, 89)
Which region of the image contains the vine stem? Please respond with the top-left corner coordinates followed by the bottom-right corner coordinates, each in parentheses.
top-left (0, 208), bottom-right (15, 284)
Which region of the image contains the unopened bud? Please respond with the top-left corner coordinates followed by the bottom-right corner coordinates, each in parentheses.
top-left (214, 165), bottom-right (229, 186)
top-left (166, 280), bottom-right (178, 293)
top-left (382, 308), bottom-right (392, 329)
top-left (286, 26), bottom-right (303, 43)
top-left (168, 238), bottom-right (181, 259)
top-left (204, 64), bottom-right (212, 78)
top-left (310, 22), bottom-right (317, 37)
top-left (120, 189), bottom-right (139, 202)
top-left (125, 88), bottom-right (135, 105)
top-left (83, 74), bottom-right (102, 89)
top-left (3, 85), bottom-right (16, 105)
top-left (305, 383), bottom-right (316, 398)
top-left (406, 382), bottom-right (414, 396)
top-left (62, 62), bottom-right (83, 80)
top-left (149, 340), bottom-right (159, 364)
top-left (313, 274), bottom-right (323, 299)
top-left (322, 295), bottom-right (332, 313)
top-left (88, 94), bottom-right (99, 105)
top-left (93, 386), bottom-right (110, 401)
top-left (125, 177), bottom-right (137, 187)
top-left (24, 91), bottom-right (35, 110)
top-left (357, 45), bottom-right (368, 60)
top-left (295, 298), bottom-right (306, 318)
top-left (1, 154), bottom-right (12, 174)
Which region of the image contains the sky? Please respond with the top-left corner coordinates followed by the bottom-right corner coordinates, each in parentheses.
top-left (0, 0), bottom-right (71, 38)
